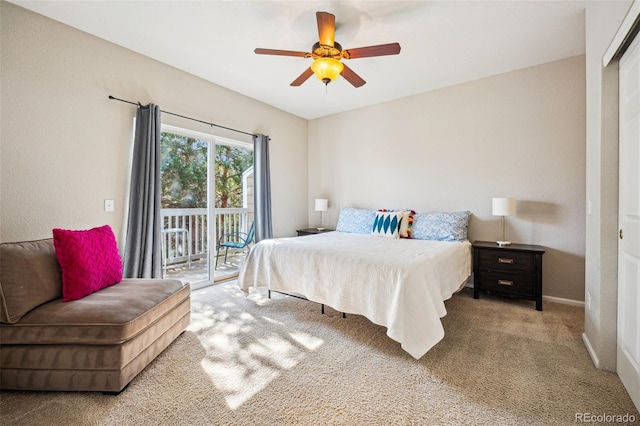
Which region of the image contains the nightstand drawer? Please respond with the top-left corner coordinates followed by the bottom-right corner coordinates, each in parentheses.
top-left (477, 250), bottom-right (535, 274)
top-left (479, 271), bottom-right (534, 297)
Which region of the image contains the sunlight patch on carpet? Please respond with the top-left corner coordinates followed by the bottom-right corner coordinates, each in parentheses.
top-left (200, 330), bottom-right (309, 409)
top-left (191, 294), bottom-right (325, 410)
top-left (200, 356), bottom-right (278, 410)
top-left (289, 330), bottom-right (324, 350)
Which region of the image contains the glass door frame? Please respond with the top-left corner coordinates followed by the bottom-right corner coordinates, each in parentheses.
top-left (161, 124), bottom-right (252, 289)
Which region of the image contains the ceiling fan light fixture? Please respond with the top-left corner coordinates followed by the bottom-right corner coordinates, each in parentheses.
top-left (311, 57), bottom-right (344, 85)
top-left (255, 11), bottom-right (400, 88)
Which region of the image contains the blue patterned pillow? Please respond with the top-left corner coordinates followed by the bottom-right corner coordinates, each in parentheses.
top-left (336, 207), bottom-right (377, 234)
top-left (371, 210), bottom-right (404, 239)
top-left (412, 211), bottom-right (471, 241)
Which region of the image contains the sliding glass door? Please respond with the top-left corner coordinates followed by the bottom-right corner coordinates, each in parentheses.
top-left (160, 125), bottom-right (253, 289)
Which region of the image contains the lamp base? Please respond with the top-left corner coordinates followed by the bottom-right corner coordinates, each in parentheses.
top-left (496, 240), bottom-right (511, 247)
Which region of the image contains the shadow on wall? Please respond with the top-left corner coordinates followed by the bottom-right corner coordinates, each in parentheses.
top-left (541, 247), bottom-right (586, 300)
top-left (515, 200), bottom-right (571, 246)
top-left (517, 200), bottom-right (564, 224)
top-left (467, 215), bottom-right (488, 243)
top-left (470, 200), bottom-right (566, 245)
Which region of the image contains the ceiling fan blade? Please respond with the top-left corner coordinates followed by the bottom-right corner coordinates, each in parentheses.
top-left (290, 67), bottom-right (315, 86)
top-left (316, 11), bottom-right (335, 47)
top-left (342, 42), bottom-right (401, 59)
top-left (340, 64), bottom-right (366, 88)
top-left (254, 48), bottom-right (310, 57)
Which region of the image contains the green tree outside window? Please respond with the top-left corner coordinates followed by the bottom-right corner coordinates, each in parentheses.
top-left (160, 132), bottom-right (253, 209)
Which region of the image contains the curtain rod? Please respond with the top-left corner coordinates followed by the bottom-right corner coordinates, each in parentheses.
top-left (108, 95), bottom-right (256, 137)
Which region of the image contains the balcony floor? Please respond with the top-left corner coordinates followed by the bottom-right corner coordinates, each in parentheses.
top-left (163, 251), bottom-right (246, 287)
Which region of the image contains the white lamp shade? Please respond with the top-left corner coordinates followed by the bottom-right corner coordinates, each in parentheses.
top-left (492, 198), bottom-right (516, 216)
top-left (314, 198), bottom-right (328, 212)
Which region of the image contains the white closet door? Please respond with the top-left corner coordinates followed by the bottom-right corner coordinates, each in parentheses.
top-left (618, 30), bottom-right (640, 411)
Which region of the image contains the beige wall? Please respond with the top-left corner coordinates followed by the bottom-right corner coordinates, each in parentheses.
top-left (309, 56), bottom-right (586, 302)
top-left (3, 0), bottom-right (630, 354)
top-left (0, 2), bottom-right (308, 244)
top-left (583, 0), bottom-right (633, 371)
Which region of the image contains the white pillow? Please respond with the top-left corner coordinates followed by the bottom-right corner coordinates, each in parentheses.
top-left (371, 210), bottom-right (404, 239)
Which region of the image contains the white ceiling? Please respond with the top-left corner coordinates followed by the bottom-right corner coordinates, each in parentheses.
top-left (11, 0), bottom-right (592, 120)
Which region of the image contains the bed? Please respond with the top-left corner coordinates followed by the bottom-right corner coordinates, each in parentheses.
top-left (238, 229), bottom-right (472, 359)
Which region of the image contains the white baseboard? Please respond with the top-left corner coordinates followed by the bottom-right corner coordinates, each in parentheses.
top-left (466, 282), bottom-right (585, 308)
top-left (543, 295), bottom-right (585, 307)
top-left (582, 332), bottom-right (600, 368)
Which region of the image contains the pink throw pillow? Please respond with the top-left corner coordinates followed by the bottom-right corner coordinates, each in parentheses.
top-left (53, 225), bottom-right (123, 301)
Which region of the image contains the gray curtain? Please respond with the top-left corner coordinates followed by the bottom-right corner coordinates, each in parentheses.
top-left (253, 133), bottom-right (272, 242)
top-left (123, 103), bottom-right (162, 278)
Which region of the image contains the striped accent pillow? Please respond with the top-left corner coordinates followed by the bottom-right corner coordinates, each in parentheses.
top-left (399, 210), bottom-right (416, 238)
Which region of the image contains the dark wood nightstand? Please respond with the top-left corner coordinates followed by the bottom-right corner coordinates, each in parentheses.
top-left (472, 241), bottom-right (545, 311)
top-left (296, 228), bottom-right (334, 236)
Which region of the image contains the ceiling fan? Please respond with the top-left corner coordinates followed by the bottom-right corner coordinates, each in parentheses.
top-left (254, 11), bottom-right (401, 88)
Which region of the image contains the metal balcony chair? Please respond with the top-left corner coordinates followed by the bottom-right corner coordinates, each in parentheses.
top-left (215, 222), bottom-right (255, 269)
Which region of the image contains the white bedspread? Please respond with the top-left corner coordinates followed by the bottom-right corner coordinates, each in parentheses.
top-left (238, 231), bottom-right (472, 359)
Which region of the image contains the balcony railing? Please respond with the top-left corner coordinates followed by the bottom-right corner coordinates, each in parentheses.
top-left (161, 207), bottom-right (248, 266)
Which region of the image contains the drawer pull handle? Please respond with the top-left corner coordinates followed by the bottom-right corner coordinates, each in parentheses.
top-left (498, 258), bottom-right (514, 264)
top-left (498, 280), bottom-right (514, 286)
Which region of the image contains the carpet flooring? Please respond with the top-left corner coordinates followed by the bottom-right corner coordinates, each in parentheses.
top-left (1, 282), bottom-right (638, 425)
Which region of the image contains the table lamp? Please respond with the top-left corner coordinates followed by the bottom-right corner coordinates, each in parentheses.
top-left (315, 198), bottom-right (328, 231)
top-left (492, 197), bottom-right (516, 246)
